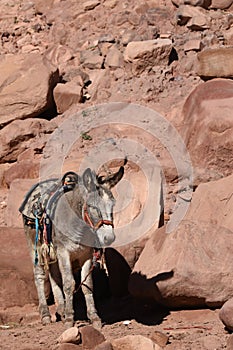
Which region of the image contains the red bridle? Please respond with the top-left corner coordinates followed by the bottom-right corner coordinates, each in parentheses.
top-left (83, 203), bottom-right (114, 230)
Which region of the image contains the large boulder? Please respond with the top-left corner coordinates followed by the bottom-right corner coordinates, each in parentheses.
top-left (196, 48), bottom-right (233, 78)
top-left (129, 174), bottom-right (233, 308)
top-left (0, 227), bottom-right (37, 307)
top-left (181, 78), bottom-right (233, 179)
top-left (123, 39), bottom-right (173, 73)
top-left (0, 53), bottom-right (59, 128)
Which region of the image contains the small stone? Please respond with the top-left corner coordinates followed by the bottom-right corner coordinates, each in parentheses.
top-left (53, 82), bottom-right (83, 114)
top-left (80, 325), bottom-right (105, 349)
top-left (187, 15), bottom-right (209, 30)
top-left (80, 50), bottom-right (104, 69)
top-left (150, 331), bottom-right (169, 347)
top-left (103, 0), bottom-right (117, 8)
top-left (98, 35), bottom-right (115, 43)
top-left (83, 0), bottom-right (100, 11)
top-left (176, 4), bottom-right (209, 27)
top-left (184, 39), bottom-right (202, 52)
top-left (58, 327), bottom-right (81, 344)
top-left (105, 47), bottom-right (123, 68)
top-left (124, 39), bottom-right (172, 74)
top-left (121, 30), bottom-right (137, 46)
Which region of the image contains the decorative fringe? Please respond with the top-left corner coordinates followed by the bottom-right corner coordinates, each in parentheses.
top-left (40, 243), bottom-right (57, 271)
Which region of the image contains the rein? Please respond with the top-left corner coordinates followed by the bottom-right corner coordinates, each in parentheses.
top-left (83, 203), bottom-right (114, 230)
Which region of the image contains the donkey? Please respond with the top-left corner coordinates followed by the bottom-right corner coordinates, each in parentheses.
top-left (20, 166), bottom-right (124, 328)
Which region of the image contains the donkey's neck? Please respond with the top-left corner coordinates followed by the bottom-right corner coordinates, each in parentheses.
top-left (64, 186), bottom-right (85, 220)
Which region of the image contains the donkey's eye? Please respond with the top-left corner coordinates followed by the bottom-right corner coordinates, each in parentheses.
top-left (89, 206), bottom-right (101, 217)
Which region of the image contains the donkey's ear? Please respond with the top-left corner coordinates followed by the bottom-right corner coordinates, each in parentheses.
top-left (97, 166), bottom-right (124, 189)
top-left (83, 168), bottom-right (96, 192)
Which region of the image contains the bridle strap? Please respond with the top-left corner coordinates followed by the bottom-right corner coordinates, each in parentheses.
top-left (83, 203), bottom-right (114, 230)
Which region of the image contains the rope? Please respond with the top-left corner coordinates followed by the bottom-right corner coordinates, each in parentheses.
top-left (34, 217), bottom-right (39, 265)
top-left (75, 265), bottom-right (94, 294)
top-left (75, 249), bottom-right (103, 293)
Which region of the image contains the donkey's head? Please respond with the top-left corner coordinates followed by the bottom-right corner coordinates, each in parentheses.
top-left (81, 166), bottom-right (124, 247)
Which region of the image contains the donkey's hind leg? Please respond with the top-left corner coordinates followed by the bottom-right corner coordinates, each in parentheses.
top-left (34, 264), bottom-right (51, 325)
top-left (49, 262), bottom-right (65, 322)
top-left (24, 225), bottom-right (51, 325)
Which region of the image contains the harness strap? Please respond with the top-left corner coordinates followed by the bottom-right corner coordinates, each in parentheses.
top-left (34, 217), bottom-right (39, 265)
top-left (83, 203), bottom-right (114, 230)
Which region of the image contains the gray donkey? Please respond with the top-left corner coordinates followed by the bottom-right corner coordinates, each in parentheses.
top-left (19, 166), bottom-right (124, 328)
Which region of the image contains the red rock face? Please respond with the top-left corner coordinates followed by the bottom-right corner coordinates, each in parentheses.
top-left (129, 174), bottom-right (233, 308)
top-left (181, 78), bottom-right (233, 180)
top-left (0, 227), bottom-right (38, 308)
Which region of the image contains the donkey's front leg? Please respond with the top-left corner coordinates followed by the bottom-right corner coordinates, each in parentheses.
top-left (57, 248), bottom-right (75, 327)
top-left (81, 259), bottom-right (102, 329)
top-left (34, 264), bottom-right (51, 325)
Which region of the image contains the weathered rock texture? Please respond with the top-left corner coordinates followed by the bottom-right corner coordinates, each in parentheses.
top-left (196, 48), bottom-right (233, 78)
top-left (0, 54), bottom-right (59, 127)
top-left (129, 174), bottom-right (233, 307)
top-left (124, 39), bottom-right (173, 73)
top-left (182, 78), bottom-right (233, 179)
top-left (0, 118), bottom-right (56, 164)
top-left (0, 227), bottom-right (37, 307)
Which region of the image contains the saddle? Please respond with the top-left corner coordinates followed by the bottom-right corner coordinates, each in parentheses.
top-left (19, 172), bottom-right (79, 267)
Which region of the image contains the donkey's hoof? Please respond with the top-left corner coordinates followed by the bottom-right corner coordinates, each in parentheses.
top-left (92, 317), bottom-right (102, 330)
top-left (42, 316), bottom-right (51, 325)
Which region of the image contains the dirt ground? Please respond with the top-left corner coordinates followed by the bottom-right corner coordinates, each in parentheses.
top-left (0, 295), bottom-right (230, 350)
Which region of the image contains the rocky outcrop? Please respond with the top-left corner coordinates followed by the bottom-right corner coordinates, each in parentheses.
top-left (0, 54), bottom-right (59, 127)
top-left (129, 174), bottom-right (233, 307)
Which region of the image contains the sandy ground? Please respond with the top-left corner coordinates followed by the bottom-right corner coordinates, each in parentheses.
top-left (0, 295), bottom-right (230, 350)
